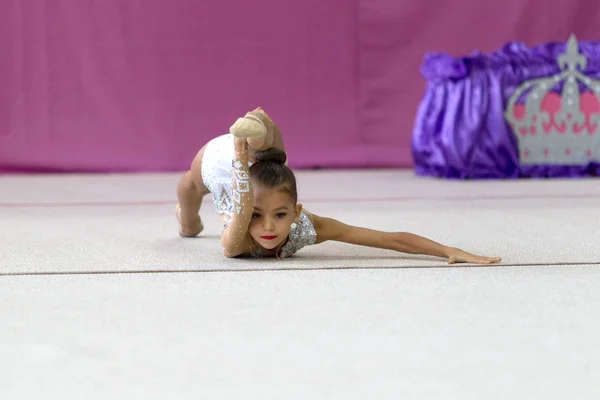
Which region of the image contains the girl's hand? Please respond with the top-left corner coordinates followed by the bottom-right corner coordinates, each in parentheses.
top-left (446, 247), bottom-right (502, 265)
top-left (234, 136), bottom-right (249, 161)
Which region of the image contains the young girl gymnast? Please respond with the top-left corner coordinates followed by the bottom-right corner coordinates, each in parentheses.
top-left (175, 107), bottom-right (502, 263)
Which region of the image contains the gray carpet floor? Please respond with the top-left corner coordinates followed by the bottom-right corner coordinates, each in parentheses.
top-left (1, 170), bottom-right (599, 399)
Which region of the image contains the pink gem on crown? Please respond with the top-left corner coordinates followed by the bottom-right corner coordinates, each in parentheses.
top-left (505, 34), bottom-right (600, 165)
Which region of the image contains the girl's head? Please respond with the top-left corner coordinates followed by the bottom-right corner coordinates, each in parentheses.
top-left (248, 148), bottom-right (302, 250)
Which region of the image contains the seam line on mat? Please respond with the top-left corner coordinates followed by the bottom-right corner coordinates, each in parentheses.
top-left (2, 193), bottom-right (600, 208)
top-left (1, 262), bottom-right (599, 277)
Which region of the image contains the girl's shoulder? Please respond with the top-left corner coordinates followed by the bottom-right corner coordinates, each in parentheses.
top-left (278, 210), bottom-right (317, 258)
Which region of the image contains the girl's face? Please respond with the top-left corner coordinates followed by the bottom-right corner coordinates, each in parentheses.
top-left (249, 185), bottom-right (302, 250)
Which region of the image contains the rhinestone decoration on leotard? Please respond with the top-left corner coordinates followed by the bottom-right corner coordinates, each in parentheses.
top-left (276, 212), bottom-right (317, 258)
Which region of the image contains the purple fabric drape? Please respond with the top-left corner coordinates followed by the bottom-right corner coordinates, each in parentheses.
top-left (412, 40), bottom-right (600, 179)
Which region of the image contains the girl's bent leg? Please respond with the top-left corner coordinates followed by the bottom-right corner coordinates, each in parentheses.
top-left (246, 108), bottom-right (274, 151)
top-left (176, 146), bottom-right (211, 237)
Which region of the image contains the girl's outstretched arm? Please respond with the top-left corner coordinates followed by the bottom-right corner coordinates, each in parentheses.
top-left (309, 213), bottom-right (501, 265)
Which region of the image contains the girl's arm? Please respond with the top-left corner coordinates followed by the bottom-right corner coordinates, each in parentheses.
top-left (309, 213), bottom-right (501, 265)
top-left (221, 138), bottom-right (254, 257)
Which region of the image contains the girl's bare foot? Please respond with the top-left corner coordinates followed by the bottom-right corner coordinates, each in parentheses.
top-left (230, 107), bottom-right (274, 150)
top-left (176, 204), bottom-right (204, 237)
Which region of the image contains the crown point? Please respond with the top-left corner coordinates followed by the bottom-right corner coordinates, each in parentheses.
top-left (566, 34), bottom-right (579, 55)
top-left (559, 33), bottom-right (586, 70)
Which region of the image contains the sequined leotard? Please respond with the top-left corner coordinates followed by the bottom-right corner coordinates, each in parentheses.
top-left (201, 133), bottom-right (317, 258)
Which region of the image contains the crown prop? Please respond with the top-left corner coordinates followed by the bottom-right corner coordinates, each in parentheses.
top-left (505, 34), bottom-right (600, 165)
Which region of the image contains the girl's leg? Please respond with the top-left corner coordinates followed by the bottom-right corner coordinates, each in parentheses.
top-left (235, 107), bottom-right (286, 154)
top-left (176, 144), bottom-right (211, 237)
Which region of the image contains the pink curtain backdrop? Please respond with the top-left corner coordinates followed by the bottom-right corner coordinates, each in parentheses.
top-left (1, 0), bottom-right (599, 173)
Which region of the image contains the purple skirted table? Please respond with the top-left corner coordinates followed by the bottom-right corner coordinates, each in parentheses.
top-left (411, 34), bottom-right (600, 179)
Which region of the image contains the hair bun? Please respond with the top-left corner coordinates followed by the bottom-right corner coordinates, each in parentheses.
top-left (254, 148), bottom-right (287, 165)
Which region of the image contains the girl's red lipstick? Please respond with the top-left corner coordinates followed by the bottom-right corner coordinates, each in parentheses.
top-left (260, 235), bottom-right (277, 240)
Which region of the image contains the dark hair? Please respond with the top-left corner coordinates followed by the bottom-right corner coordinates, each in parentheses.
top-left (249, 148), bottom-right (298, 203)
